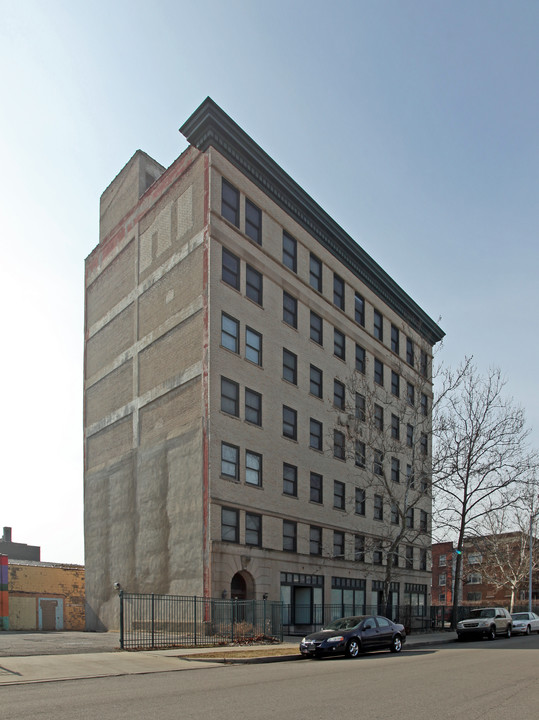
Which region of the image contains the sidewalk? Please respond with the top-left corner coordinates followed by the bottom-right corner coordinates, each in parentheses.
top-left (0, 632), bottom-right (454, 686)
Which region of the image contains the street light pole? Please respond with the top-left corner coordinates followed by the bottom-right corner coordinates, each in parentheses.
top-left (529, 494), bottom-right (539, 613)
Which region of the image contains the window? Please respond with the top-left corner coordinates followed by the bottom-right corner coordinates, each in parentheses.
top-left (468, 573), bottom-right (482, 584)
top-left (221, 442), bottom-right (239, 480)
top-left (420, 510), bottom-right (428, 532)
top-left (391, 325), bottom-right (400, 354)
top-left (405, 507), bottom-right (414, 529)
top-left (309, 253), bottom-right (322, 291)
top-left (373, 310), bottom-right (383, 341)
top-left (283, 291), bottom-right (297, 328)
top-left (334, 380), bottom-right (345, 410)
top-left (333, 531), bottom-right (345, 558)
top-left (406, 464), bottom-right (415, 488)
top-left (420, 549), bottom-right (428, 571)
top-left (467, 592), bottom-right (482, 602)
top-left (374, 404), bottom-right (384, 431)
top-left (355, 393), bottom-right (366, 421)
top-left (406, 424), bottom-right (414, 448)
top-left (221, 178), bottom-right (239, 226)
top-left (245, 388), bottom-right (262, 426)
top-left (221, 313), bottom-right (239, 353)
top-left (420, 433), bottom-right (428, 456)
top-left (333, 273), bottom-right (345, 310)
top-left (439, 554), bottom-right (447, 567)
top-left (245, 512), bottom-right (262, 546)
top-left (420, 474), bottom-right (429, 493)
top-left (310, 419), bottom-right (323, 451)
top-left (246, 265), bottom-right (263, 305)
top-left (391, 502), bottom-right (399, 525)
top-left (283, 406), bottom-right (297, 440)
top-left (391, 371), bottom-right (400, 397)
top-left (355, 488), bottom-right (365, 515)
top-left (283, 463), bottom-right (297, 496)
top-left (407, 382), bottom-right (415, 406)
top-left (439, 573), bottom-right (446, 586)
top-left (334, 480), bottom-right (345, 509)
top-left (391, 457), bottom-right (400, 483)
top-left (245, 450), bottom-right (262, 486)
top-left (333, 429), bottom-right (345, 459)
top-left (310, 526), bottom-right (322, 555)
top-left (310, 365), bottom-right (323, 398)
top-left (221, 377), bottom-right (239, 416)
top-left (374, 359), bottom-right (384, 386)
top-left (355, 293), bottom-right (365, 325)
top-left (282, 231), bottom-right (297, 272)
top-left (406, 546), bottom-right (414, 569)
top-left (355, 535), bottom-right (365, 562)
top-left (245, 199), bottom-right (262, 244)
top-left (310, 472), bottom-right (323, 503)
top-left (374, 494), bottom-right (383, 520)
top-left (406, 337), bottom-right (414, 366)
top-left (420, 350), bottom-right (428, 378)
top-left (310, 311), bottom-right (323, 344)
top-left (421, 393), bottom-right (428, 417)
top-left (283, 520), bottom-right (297, 552)
top-left (222, 247), bottom-right (240, 290)
top-left (439, 593), bottom-right (446, 603)
top-left (391, 547), bottom-right (400, 567)
top-left (282, 349), bottom-right (297, 384)
top-left (334, 328), bottom-right (345, 359)
top-left (373, 542), bottom-right (383, 565)
top-left (391, 414), bottom-right (400, 440)
top-left (373, 450), bottom-right (384, 476)
top-left (355, 441), bottom-right (366, 468)
top-left (355, 344), bottom-right (366, 373)
top-left (468, 553), bottom-right (483, 564)
top-left (245, 327), bottom-right (262, 365)
top-left (221, 507), bottom-right (239, 542)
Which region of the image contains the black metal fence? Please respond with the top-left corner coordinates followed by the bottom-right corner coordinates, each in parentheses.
top-left (119, 592), bottom-right (283, 650)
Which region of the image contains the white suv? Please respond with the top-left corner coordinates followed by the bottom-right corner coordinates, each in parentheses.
top-left (457, 607), bottom-right (512, 641)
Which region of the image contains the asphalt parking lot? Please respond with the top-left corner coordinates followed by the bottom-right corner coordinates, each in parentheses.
top-left (0, 631), bottom-right (122, 656)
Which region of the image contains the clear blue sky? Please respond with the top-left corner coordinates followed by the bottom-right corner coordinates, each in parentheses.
top-left (1, 1), bottom-right (538, 563)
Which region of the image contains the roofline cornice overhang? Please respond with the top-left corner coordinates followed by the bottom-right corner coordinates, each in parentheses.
top-left (180, 97), bottom-right (445, 346)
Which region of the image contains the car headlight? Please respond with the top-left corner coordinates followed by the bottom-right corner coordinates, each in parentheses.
top-left (457, 622), bottom-right (463, 629)
top-left (301, 637), bottom-right (306, 643)
top-left (327, 635), bottom-right (344, 643)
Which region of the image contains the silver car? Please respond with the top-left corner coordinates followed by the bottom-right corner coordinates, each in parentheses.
top-left (456, 607), bottom-right (512, 641)
top-left (510, 611), bottom-right (539, 635)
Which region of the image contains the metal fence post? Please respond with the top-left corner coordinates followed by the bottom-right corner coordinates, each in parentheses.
top-left (119, 590), bottom-right (124, 649)
top-left (151, 594), bottom-right (155, 649)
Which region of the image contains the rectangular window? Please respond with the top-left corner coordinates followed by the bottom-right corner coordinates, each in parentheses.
top-left (392, 547), bottom-right (400, 567)
top-left (282, 231), bottom-right (297, 272)
top-left (334, 480), bottom-right (345, 509)
top-left (420, 350), bottom-right (428, 378)
top-left (355, 393), bottom-right (366, 421)
top-left (355, 440), bottom-right (366, 468)
top-left (221, 313), bottom-right (239, 353)
top-left (333, 429), bottom-right (345, 460)
top-left (309, 253), bottom-right (322, 291)
top-left (355, 488), bottom-right (366, 515)
top-left (221, 178), bottom-right (239, 226)
top-left (246, 265), bottom-right (263, 305)
top-left (406, 546), bottom-right (414, 569)
top-left (373, 310), bottom-right (383, 341)
top-left (245, 327), bottom-right (262, 365)
top-left (421, 393), bottom-right (428, 417)
top-left (310, 526), bottom-right (322, 555)
top-left (407, 382), bottom-right (415, 406)
top-left (355, 535), bottom-right (365, 562)
top-left (310, 311), bottom-right (323, 344)
top-left (374, 450), bottom-right (384, 476)
top-left (391, 324), bottom-right (400, 354)
top-left (374, 494), bottom-right (383, 520)
top-left (467, 592), bottom-right (482, 602)
top-left (420, 433), bottom-right (428, 456)
top-left (333, 273), bottom-right (345, 310)
top-left (334, 380), bottom-right (345, 410)
top-left (406, 464), bottom-right (415, 488)
top-left (245, 198), bottom-right (262, 244)
top-left (221, 442), bottom-right (239, 480)
top-left (283, 291), bottom-right (297, 328)
top-left (282, 348), bottom-right (297, 384)
top-left (310, 419), bottom-right (323, 451)
top-left (245, 450), bottom-right (262, 486)
top-left (310, 365), bottom-right (323, 398)
top-left (391, 371), bottom-right (400, 397)
top-left (406, 424), bottom-right (414, 448)
top-left (391, 414), bottom-right (400, 440)
top-left (245, 388), bottom-right (262, 426)
top-left (221, 377), bottom-right (239, 416)
top-left (334, 328), bottom-right (345, 359)
top-left (439, 554), bottom-right (447, 567)
top-left (283, 463), bottom-right (297, 496)
top-left (391, 502), bottom-right (399, 525)
top-left (391, 457), bottom-right (400, 483)
top-left (374, 404), bottom-right (384, 431)
top-left (333, 531), bottom-right (345, 558)
top-left (245, 512), bottom-right (262, 546)
top-left (373, 542), bottom-right (383, 565)
top-left (283, 406), bottom-right (297, 440)
top-left (283, 520), bottom-right (297, 552)
top-left (406, 337), bottom-right (414, 366)
top-left (355, 344), bottom-right (366, 373)
top-left (355, 293), bottom-right (365, 325)
top-left (374, 358), bottom-right (384, 386)
top-left (221, 507), bottom-right (239, 542)
top-left (420, 510), bottom-right (428, 532)
top-left (439, 573), bottom-right (446, 586)
top-left (406, 507), bottom-right (414, 529)
top-left (222, 247), bottom-right (240, 290)
top-left (310, 472), bottom-right (323, 503)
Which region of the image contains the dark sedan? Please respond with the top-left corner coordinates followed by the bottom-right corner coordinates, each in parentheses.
top-left (299, 615), bottom-right (406, 658)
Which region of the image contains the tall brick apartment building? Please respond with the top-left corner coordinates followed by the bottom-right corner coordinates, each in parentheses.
top-left (84, 98), bottom-right (444, 631)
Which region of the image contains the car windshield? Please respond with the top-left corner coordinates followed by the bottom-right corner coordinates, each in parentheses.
top-left (323, 616), bottom-right (365, 631)
top-left (511, 613), bottom-right (529, 620)
top-left (468, 609), bottom-right (495, 619)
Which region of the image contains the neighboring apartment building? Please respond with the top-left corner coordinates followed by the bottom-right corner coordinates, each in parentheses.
top-left (431, 542), bottom-right (455, 607)
top-left (0, 527), bottom-right (40, 561)
top-left (84, 97), bottom-right (445, 631)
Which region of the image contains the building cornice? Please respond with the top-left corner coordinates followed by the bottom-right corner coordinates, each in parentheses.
top-left (180, 97), bottom-right (444, 345)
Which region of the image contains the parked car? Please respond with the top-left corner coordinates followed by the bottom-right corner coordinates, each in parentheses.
top-left (299, 615), bottom-right (406, 658)
top-left (510, 611), bottom-right (539, 635)
top-left (456, 607), bottom-right (512, 641)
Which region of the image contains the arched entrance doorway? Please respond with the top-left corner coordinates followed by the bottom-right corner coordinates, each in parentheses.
top-left (230, 570), bottom-right (255, 600)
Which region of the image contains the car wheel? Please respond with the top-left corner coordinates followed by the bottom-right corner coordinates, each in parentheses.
top-left (390, 635), bottom-right (403, 653)
top-left (506, 625), bottom-right (512, 638)
top-left (345, 638), bottom-right (361, 658)
top-left (488, 626), bottom-right (496, 641)
top-left (525, 625), bottom-right (531, 635)
top-left (457, 633), bottom-right (464, 642)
